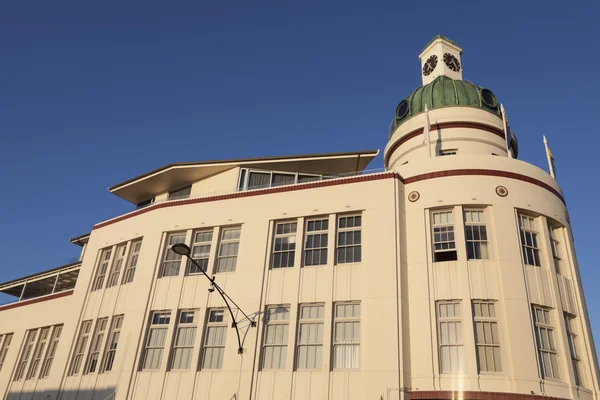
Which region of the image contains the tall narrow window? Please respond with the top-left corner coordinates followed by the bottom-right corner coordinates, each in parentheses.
top-left (437, 301), bottom-right (464, 373)
top-left (85, 318), bottom-right (108, 374)
top-left (549, 225), bottom-right (563, 274)
top-left (297, 304), bottom-right (324, 369)
top-left (532, 306), bottom-right (559, 379)
top-left (26, 327), bottom-right (51, 380)
top-left (92, 249), bottom-right (112, 291)
top-left (160, 233), bottom-right (186, 277)
top-left (189, 230), bottom-right (213, 274)
top-left (565, 314), bottom-right (583, 386)
top-left (519, 214), bottom-right (541, 266)
top-left (262, 305), bottom-right (290, 369)
top-left (69, 320), bottom-right (92, 375)
top-left (168, 185), bottom-right (191, 200)
top-left (473, 301), bottom-right (502, 372)
top-left (107, 245), bottom-right (126, 287)
top-left (142, 311), bottom-right (171, 370)
top-left (271, 221), bottom-right (297, 269)
top-left (336, 215), bottom-right (362, 263)
top-left (101, 315), bottom-right (124, 373)
top-left (333, 302), bottom-right (360, 369)
top-left (122, 240), bottom-right (142, 284)
top-left (464, 209), bottom-right (489, 260)
top-left (40, 325), bottom-right (62, 379)
top-left (0, 333), bottom-right (13, 372)
top-left (216, 227), bottom-right (241, 273)
top-left (432, 210), bottom-right (457, 262)
top-left (15, 330), bottom-right (38, 380)
top-left (304, 219), bottom-right (328, 266)
top-left (202, 309), bottom-right (228, 369)
top-left (171, 310), bottom-right (197, 370)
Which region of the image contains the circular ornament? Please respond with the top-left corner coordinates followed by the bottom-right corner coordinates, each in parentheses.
top-left (495, 185), bottom-right (508, 197)
top-left (396, 100), bottom-right (409, 119)
top-left (481, 89), bottom-right (498, 108)
top-left (408, 191), bottom-right (420, 202)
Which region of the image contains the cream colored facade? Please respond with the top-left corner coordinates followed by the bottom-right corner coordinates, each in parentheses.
top-left (0, 36), bottom-right (598, 400)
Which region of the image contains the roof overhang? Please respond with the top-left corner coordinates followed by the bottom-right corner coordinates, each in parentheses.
top-left (69, 233), bottom-right (90, 247)
top-left (109, 150), bottom-right (379, 204)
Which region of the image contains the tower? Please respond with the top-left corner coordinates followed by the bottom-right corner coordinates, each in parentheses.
top-left (419, 34), bottom-right (463, 85)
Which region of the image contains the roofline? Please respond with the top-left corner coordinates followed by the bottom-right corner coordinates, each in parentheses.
top-left (69, 232), bottom-right (90, 246)
top-left (108, 150), bottom-right (380, 192)
top-left (0, 261), bottom-right (82, 290)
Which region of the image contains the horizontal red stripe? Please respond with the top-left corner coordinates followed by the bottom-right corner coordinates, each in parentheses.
top-left (0, 290), bottom-right (74, 312)
top-left (410, 390), bottom-right (567, 400)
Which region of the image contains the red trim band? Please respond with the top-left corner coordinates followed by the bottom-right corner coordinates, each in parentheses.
top-left (410, 390), bottom-right (567, 400)
top-left (0, 290), bottom-right (74, 312)
top-left (385, 122), bottom-right (505, 166)
top-left (403, 169), bottom-right (564, 204)
top-left (94, 173), bottom-right (400, 230)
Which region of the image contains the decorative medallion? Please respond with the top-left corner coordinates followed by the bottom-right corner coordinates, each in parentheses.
top-left (396, 100), bottom-right (409, 119)
top-left (422, 55), bottom-right (438, 76)
top-left (481, 89), bottom-right (497, 108)
top-left (443, 53), bottom-right (461, 72)
top-left (495, 185), bottom-right (508, 197)
top-left (408, 191), bottom-right (420, 202)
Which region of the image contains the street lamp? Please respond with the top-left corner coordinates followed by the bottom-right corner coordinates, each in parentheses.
top-left (171, 243), bottom-right (256, 354)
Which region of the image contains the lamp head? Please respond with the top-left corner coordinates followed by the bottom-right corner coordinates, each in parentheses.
top-left (171, 243), bottom-right (191, 256)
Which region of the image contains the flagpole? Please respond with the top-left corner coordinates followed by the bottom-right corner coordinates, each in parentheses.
top-left (423, 105), bottom-right (431, 158)
top-left (500, 104), bottom-right (513, 158)
top-left (543, 135), bottom-right (556, 179)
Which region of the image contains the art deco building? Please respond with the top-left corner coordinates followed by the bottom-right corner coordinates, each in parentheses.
top-left (0, 35), bottom-right (598, 400)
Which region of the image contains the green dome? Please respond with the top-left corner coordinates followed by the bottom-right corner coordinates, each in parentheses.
top-left (390, 76), bottom-right (501, 137)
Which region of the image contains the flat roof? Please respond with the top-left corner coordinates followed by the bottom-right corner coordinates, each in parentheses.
top-left (0, 261), bottom-right (81, 291)
top-left (69, 232), bottom-right (90, 246)
top-left (109, 150), bottom-right (379, 204)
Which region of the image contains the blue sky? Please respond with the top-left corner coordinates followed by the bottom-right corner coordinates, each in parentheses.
top-left (1, 0), bottom-right (599, 339)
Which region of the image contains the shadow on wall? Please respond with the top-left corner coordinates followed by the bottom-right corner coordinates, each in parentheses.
top-left (6, 388), bottom-right (116, 400)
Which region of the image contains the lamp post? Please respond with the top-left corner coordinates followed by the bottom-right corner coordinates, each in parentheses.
top-left (171, 243), bottom-right (256, 354)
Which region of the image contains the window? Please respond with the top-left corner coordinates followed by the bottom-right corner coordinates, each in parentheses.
top-left (85, 318), bottom-right (108, 374)
top-left (26, 327), bottom-right (51, 380)
top-left (189, 230), bottom-right (213, 274)
top-left (333, 302), bottom-right (360, 369)
top-left (565, 314), bottom-right (583, 386)
top-left (336, 215), bottom-right (362, 263)
top-left (160, 233), bottom-right (186, 277)
top-left (0, 333), bottom-right (13, 372)
top-left (304, 219), bottom-right (328, 266)
top-left (136, 197), bottom-right (155, 208)
top-left (92, 249), bottom-right (112, 291)
top-left (15, 330), bottom-right (37, 380)
top-left (532, 306), bottom-right (559, 379)
top-left (202, 309), bottom-right (228, 369)
top-left (432, 210), bottom-right (457, 262)
top-left (272, 173), bottom-right (296, 187)
top-left (122, 240), bottom-right (142, 284)
top-left (464, 209), bottom-right (489, 260)
top-left (142, 311), bottom-right (171, 370)
top-left (168, 186), bottom-right (191, 200)
top-left (437, 301), bottom-right (464, 373)
top-left (106, 245), bottom-right (126, 287)
top-left (171, 311), bottom-right (197, 370)
top-left (247, 171), bottom-right (271, 190)
top-left (440, 149), bottom-right (457, 156)
top-left (297, 304), bottom-right (324, 369)
top-left (39, 326), bottom-right (62, 379)
top-left (69, 320), bottom-right (92, 375)
top-left (519, 214), bottom-right (541, 267)
top-left (473, 301), bottom-right (502, 372)
top-left (101, 315), bottom-right (124, 373)
top-left (238, 169), bottom-right (322, 191)
top-left (216, 227), bottom-right (241, 273)
top-left (549, 225), bottom-right (563, 274)
top-left (262, 305), bottom-right (290, 369)
top-left (271, 222), bottom-right (297, 269)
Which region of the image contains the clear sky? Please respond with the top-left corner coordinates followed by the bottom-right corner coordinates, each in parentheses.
top-left (1, 0), bottom-right (599, 340)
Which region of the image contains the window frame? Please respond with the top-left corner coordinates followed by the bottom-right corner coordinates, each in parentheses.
top-left (431, 210), bottom-right (457, 262)
top-left (160, 233), bottom-right (187, 278)
top-left (548, 224), bottom-right (564, 275)
top-left (101, 315), bottom-right (124, 373)
top-left (336, 214), bottom-right (362, 264)
top-left (142, 311), bottom-right (172, 371)
top-left (201, 308), bottom-right (228, 370)
top-left (170, 310), bottom-right (198, 370)
top-left (168, 185), bottom-right (192, 200)
top-left (532, 305), bottom-right (560, 380)
top-left (472, 300), bottom-right (502, 373)
top-left (0, 333), bottom-right (13, 372)
top-left (215, 227), bottom-right (242, 273)
top-left (92, 248), bottom-right (113, 291)
top-left (106, 244), bottom-right (127, 288)
top-left (84, 318), bottom-right (109, 374)
top-left (437, 300), bottom-right (464, 373)
top-left (296, 303), bottom-right (325, 370)
top-left (122, 240), bottom-right (142, 284)
top-left (271, 221), bottom-right (298, 269)
top-left (303, 218), bottom-right (329, 267)
top-left (261, 305), bottom-right (291, 370)
top-left (238, 168), bottom-right (322, 191)
top-left (69, 320), bottom-right (93, 376)
top-left (464, 209), bottom-right (490, 260)
top-left (439, 149), bottom-right (458, 156)
top-left (188, 230), bottom-right (214, 275)
top-left (332, 301), bottom-right (361, 370)
top-left (565, 313), bottom-right (583, 386)
top-left (519, 214), bottom-right (542, 267)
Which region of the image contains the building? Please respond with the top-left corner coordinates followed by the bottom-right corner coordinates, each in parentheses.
top-left (0, 35), bottom-right (598, 400)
